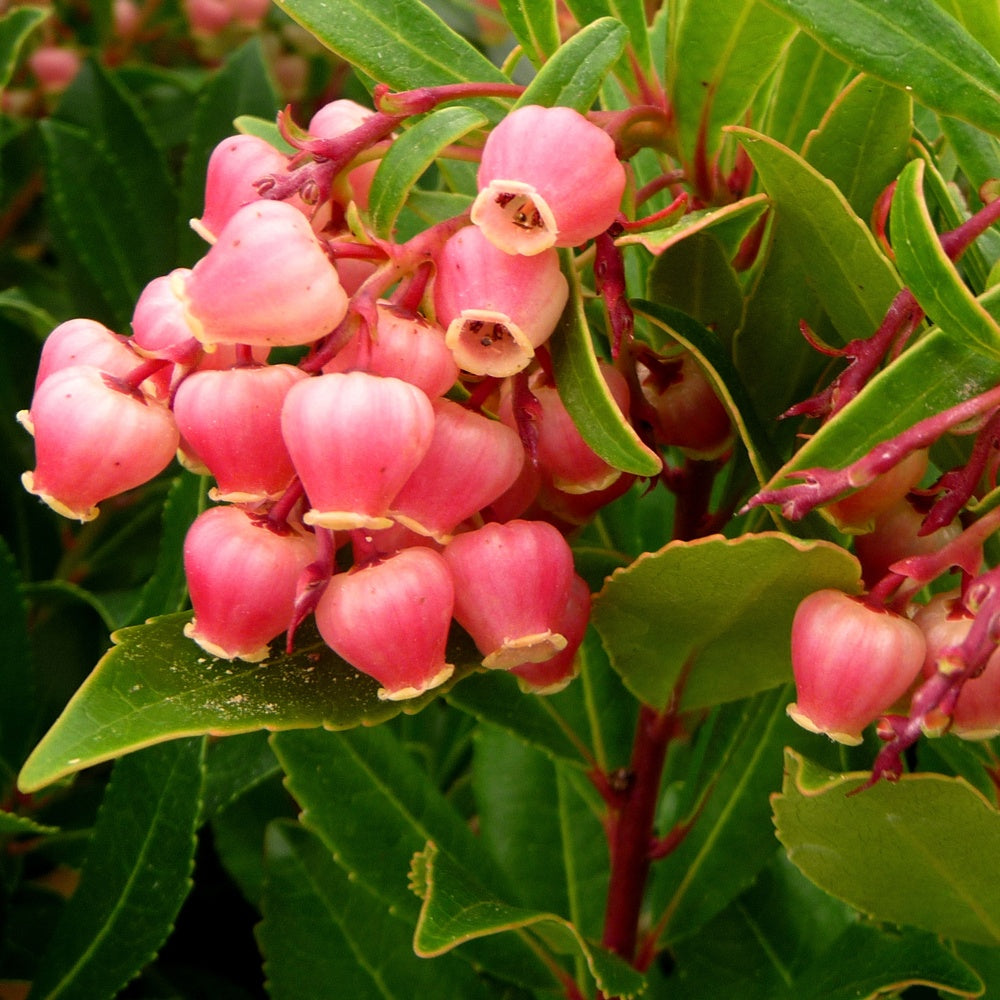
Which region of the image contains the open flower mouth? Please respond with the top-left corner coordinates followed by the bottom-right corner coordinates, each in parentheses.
top-left (445, 308), bottom-right (536, 377)
top-left (471, 179), bottom-right (558, 255)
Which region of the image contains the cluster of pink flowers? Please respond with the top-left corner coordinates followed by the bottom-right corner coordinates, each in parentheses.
top-left (17, 98), bottom-right (657, 701)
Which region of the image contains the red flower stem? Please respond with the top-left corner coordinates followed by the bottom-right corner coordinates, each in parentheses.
top-left (598, 704), bottom-right (677, 970)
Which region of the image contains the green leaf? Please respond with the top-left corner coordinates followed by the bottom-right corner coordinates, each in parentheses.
top-left (497, 0), bottom-right (560, 68)
top-left (271, 725), bottom-right (552, 991)
top-left (801, 74), bottom-right (912, 221)
top-left (234, 113), bottom-right (296, 153)
top-left (17, 613), bottom-right (483, 793)
top-left (550, 250), bottom-right (662, 478)
top-left (40, 120), bottom-right (155, 327)
top-left (892, 158), bottom-right (1000, 357)
top-left (591, 532), bottom-right (861, 710)
top-left (178, 39), bottom-right (279, 265)
top-left (515, 17), bottom-right (628, 112)
top-left (667, 0), bottom-right (797, 172)
top-left (369, 106), bottom-right (488, 239)
top-left (410, 841), bottom-right (647, 1000)
top-left (0, 810), bottom-right (57, 836)
top-left (54, 60), bottom-right (178, 278)
top-left (761, 0), bottom-right (1000, 136)
top-left (774, 748), bottom-right (1000, 946)
top-left (201, 730), bottom-right (281, 819)
top-left (936, 0), bottom-right (1000, 62)
top-left (649, 687), bottom-right (802, 943)
top-left (0, 5), bottom-right (47, 92)
top-left (562, 0), bottom-right (654, 85)
top-left (27, 738), bottom-right (204, 1000)
top-left (769, 305), bottom-right (1000, 488)
top-left (273, 0), bottom-right (509, 118)
top-left (621, 193), bottom-right (769, 257)
top-left (632, 300), bottom-right (781, 485)
top-left (730, 127), bottom-right (903, 341)
top-left (260, 821), bottom-right (493, 1000)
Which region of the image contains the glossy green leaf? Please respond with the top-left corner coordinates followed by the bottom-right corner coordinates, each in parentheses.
top-left (0, 5), bottom-right (47, 91)
top-left (515, 17), bottom-right (628, 112)
top-left (446, 670), bottom-right (591, 766)
top-left (550, 250), bottom-right (662, 478)
top-left (0, 810), bottom-right (57, 836)
top-left (178, 39), bottom-right (279, 264)
top-left (271, 725), bottom-right (552, 992)
top-left (667, 0), bottom-right (796, 171)
top-left (649, 687), bottom-right (802, 944)
top-left (936, 0), bottom-right (1000, 62)
top-left (369, 106), bottom-right (487, 239)
top-left (410, 841), bottom-right (646, 1000)
top-left (620, 192), bottom-right (768, 257)
top-left (201, 730), bottom-right (281, 819)
top-left (591, 532), bottom-right (861, 710)
top-left (801, 74), bottom-right (912, 221)
top-left (560, 0), bottom-right (653, 92)
top-left (761, 0), bottom-right (1000, 136)
top-left (260, 821), bottom-right (492, 1000)
top-left (17, 613), bottom-right (482, 793)
top-left (234, 113), bottom-right (295, 153)
top-left (274, 0), bottom-right (509, 118)
top-left (54, 60), bottom-right (178, 278)
top-left (760, 33), bottom-right (853, 154)
top-left (497, 0), bottom-right (560, 67)
top-left (770, 297), bottom-right (1000, 487)
top-left (731, 127), bottom-right (903, 341)
top-left (27, 738), bottom-right (204, 1000)
top-left (892, 158), bottom-right (1000, 357)
top-left (632, 299), bottom-right (781, 485)
top-left (774, 748), bottom-right (1000, 946)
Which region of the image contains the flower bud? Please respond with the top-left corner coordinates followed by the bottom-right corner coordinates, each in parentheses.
top-left (788, 589), bottom-right (926, 745)
top-left (472, 105), bottom-right (625, 255)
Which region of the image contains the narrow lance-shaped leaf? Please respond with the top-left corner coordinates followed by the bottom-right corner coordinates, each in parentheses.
top-left (0, 5), bottom-right (47, 92)
top-left (17, 613), bottom-right (483, 793)
top-left (410, 841), bottom-right (647, 1000)
top-left (550, 249), bottom-right (662, 478)
top-left (761, 0), bottom-right (1000, 136)
top-left (369, 106), bottom-right (488, 239)
top-left (515, 17), bottom-right (628, 112)
top-left (26, 738), bottom-right (204, 1000)
top-left (591, 533), bottom-right (861, 710)
top-left (274, 0), bottom-right (510, 120)
top-left (774, 749), bottom-right (1000, 947)
top-left (498, 0), bottom-right (560, 68)
top-left (891, 157), bottom-right (1000, 358)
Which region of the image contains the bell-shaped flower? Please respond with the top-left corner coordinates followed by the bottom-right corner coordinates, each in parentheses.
top-left (181, 201), bottom-right (349, 348)
top-left (443, 519), bottom-right (575, 669)
top-left (315, 546), bottom-right (455, 700)
top-left (389, 398), bottom-right (525, 542)
top-left (281, 371), bottom-right (435, 530)
top-left (131, 270), bottom-right (204, 369)
top-left (434, 226), bottom-right (568, 377)
top-left (173, 363), bottom-right (308, 502)
top-left (323, 301), bottom-right (458, 398)
top-left (19, 365), bottom-right (179, 521)
top-left (472, 104), bottom-right (625, 255)
top-left (308, 99), bottom-right (380, 211)
top-left (183, 505), bottom-right (317, 662)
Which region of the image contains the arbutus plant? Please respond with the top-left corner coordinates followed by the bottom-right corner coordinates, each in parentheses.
top-left (5, 2), bottom-right (1000, 998)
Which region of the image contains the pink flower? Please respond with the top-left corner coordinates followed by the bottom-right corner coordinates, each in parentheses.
top-left (19, 365), bottom-right (179, 521)
top-left (788, 589), bottom-right (926, 745)
top-left (309, 99), bottom-right (380, 211)
top-left (183, 506), bottom-right (316, 661)
top-left (472, 105), bottom-right (625, 255)
top-left (281, 371), bottom-right (435, 530)
top-left (173, 363), bottom-right (308, 502)
top-left (181, 201), bottom-right (348, 349)
top-left (315, 546), bottom-right (455, 700)
top-left (434, 226), bottom-right (568, 377)
top-left (443, 519), bottom-right (575, 669)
